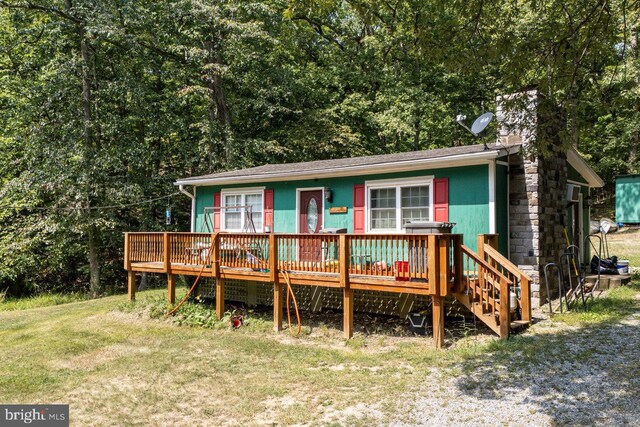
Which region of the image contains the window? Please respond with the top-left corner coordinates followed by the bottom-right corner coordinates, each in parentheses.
top-left (221, 189), bottom-right (264, 232)
top-left (366, 178), bottom-right (432, 232)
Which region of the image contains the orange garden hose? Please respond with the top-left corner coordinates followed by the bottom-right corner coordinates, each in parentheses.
top-left (164, 238), bottom-right (216, 318)
top-left (163, 237), bottom-right (302, 337)
top-left (164, 262), bottom-right (208, 318)
top-left (282, 269), bottom-right (301, 336)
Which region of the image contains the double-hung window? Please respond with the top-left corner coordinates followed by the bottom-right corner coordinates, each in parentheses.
top-left (221, 189), bottom-right (264, 232)
top-left (366, 178), bottom-right (432, 232)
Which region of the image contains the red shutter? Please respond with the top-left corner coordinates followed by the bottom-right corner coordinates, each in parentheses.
top-left (433, 178), bottom-right (449, 222)
top-left (353, 184), bottom-right (365, 234)
top-left (213, 192), bottom-right (221, 232)
top-left (264, 189), bottom-right (274, 231)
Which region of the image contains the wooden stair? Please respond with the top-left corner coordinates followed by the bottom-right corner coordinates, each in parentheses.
top-left (453, 287), bottom-right (531, 337)
top-left (453, 290), bottom-right (501, 335)
top-left (457, 237), bottom-right (534, 338)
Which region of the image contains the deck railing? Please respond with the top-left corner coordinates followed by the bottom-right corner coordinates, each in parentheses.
top-left (276, 234), bottom-right (340, 274)
top-left (169, 232), bottom-right (212, 265)
top-left (125, 232), bottom-right (462, 286)
top-left (128, 232), bottom-right (165, 263)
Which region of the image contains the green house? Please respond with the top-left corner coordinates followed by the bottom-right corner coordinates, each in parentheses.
top-left (175, 142), bottom-right (603, 307)
top-left (616, 174), bottom-right (640, 224)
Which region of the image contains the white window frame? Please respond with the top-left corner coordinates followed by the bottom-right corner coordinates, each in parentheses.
top-left (220, 187), bottom-right (266, 232)
top-left (365, 176), bottom-right (434, 233)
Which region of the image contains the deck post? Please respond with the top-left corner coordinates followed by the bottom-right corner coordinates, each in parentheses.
top-left (520, 275), bottom-right (531, 323)
top-left (123, 232), bottom-right (131, 271)
top-left (339, 235), bottom-right (353, 339)
top-left (427, 235), bottom-right (438, 294)
top-left (269, 233), bottom-right (282, 332)
top-left (344, 287), bottom-right (354, 339)
top-left (216, 279), bottom-right (225, 320)
top-left (438, 236), bottom-right (450, 297)
top-left (163, 232), bottom-right (171, 274)
top-left (212, 233), bottom-right (220, 278)
top-left (499, 277), bottom-right (510, 339)
top-left (167, 274), bottom-right (176, 305)
top-left (477, 234), bottom-right (486, 261)
top-left (453, 235), bottom-right (463, 293)
top-left (127, 270), bottom-right (136, 301)
top-left (432, 295), bottom-right (445, 349)
top-left (429, 235), bottom-right (445, 348)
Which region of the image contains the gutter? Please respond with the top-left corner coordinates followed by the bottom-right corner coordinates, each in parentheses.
top-left (178, 185), bottom-right (196, 232)
top-left (175, 150), bottom-right (505, 187)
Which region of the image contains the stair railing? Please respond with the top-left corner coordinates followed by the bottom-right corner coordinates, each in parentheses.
top-left (477, 235), bottom-right (532, 323)
top-left (460, 245), bottom-right (512, 338)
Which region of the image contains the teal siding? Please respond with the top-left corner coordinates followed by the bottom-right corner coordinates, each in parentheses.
top-left (193, 165), bottom-right (491, 252)
top-left (616, 175), bottom-right (640, 224)
top-left (496, 164), bottom-right (509, 256)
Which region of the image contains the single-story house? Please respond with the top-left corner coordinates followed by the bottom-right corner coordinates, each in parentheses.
top-left (176, 140), bottom-right (603, 308)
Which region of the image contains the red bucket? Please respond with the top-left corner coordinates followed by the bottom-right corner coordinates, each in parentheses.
top-left (394, 261), bottom-right (409, 281)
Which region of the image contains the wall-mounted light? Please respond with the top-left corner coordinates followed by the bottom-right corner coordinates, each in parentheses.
top-left (324, 188), bottom-right (333, 203)
top-left (584, 195), bottom-right (592, 207)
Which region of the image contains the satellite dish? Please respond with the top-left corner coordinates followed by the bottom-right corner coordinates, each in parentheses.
top-left (456, 110), bottom-right (495, 150)
top-left (470, 112), bottom-right (494, 135)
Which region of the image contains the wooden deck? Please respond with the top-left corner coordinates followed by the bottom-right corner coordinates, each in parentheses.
top-left (124, 232), bottom-right (531, 347)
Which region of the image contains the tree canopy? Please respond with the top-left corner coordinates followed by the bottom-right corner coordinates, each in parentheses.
top-left (0, 0), bottom-right (638, 295)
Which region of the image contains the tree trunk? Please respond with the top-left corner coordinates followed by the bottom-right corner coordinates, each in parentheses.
top-left (631, 26), bottom-right (639, 173)
top-left (80, 25), bottom-right (101, 295)
top-left (204, 37), bottom-right (232, 171)
top-left (412, 116), bottom-right (421, 151)
top-left (87, 224), bottom-right (101, 296)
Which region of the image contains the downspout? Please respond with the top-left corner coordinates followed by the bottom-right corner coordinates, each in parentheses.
top-left (179, 185), bottom-right (196, 232)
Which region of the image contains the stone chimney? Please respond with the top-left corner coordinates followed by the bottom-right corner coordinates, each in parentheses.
top-left (496, 90), bottom-right (568, 308)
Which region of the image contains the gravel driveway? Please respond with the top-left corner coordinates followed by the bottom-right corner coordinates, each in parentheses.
top-left (394, 299), bottom-right (640, 426)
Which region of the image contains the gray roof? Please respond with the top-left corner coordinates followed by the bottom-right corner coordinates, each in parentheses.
top-left (176, 143), bottom-right (513, 186)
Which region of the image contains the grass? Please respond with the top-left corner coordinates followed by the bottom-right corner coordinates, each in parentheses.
top-left (0, 281), bottom-right (637, 425)
top-left (553, 282), bottom-right (640, 326)
top-left (604, 226), bottom-right (640, 267)
top-left (0, 292), bottom-right (87, 312)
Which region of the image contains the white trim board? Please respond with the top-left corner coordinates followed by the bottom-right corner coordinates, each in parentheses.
top-left (191, 186), bottom-right (197, 232)
top-left (488, 161), bottom-right (496, 234)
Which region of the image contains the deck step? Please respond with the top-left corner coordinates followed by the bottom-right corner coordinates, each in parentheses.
top-left (585, 274), bottom-right (632, 291)
top-left (510, 320), bottom-right (530, 329)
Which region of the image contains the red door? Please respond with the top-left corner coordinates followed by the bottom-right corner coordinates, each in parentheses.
top-left (299, 190), bottom-right (323, 262)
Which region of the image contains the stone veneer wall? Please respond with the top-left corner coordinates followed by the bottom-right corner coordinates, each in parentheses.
top-left (498, 90), bottom-right (569, 307)
top-left (508, 146), bottom-right (568, 307)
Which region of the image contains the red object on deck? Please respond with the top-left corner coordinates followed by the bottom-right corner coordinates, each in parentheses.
top-left (394, 261), bottom-right (409, 281)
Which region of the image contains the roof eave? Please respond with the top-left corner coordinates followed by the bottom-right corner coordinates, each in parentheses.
top-left (174, 149), bottom-right (505, 187)
top-left (567, 148), bottom-right (605, 188)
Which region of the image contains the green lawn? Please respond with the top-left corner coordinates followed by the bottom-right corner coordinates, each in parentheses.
top-left (606, 227), bottom-right (640, 268)
top-left (0, 283), bottom-right (638, 426)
